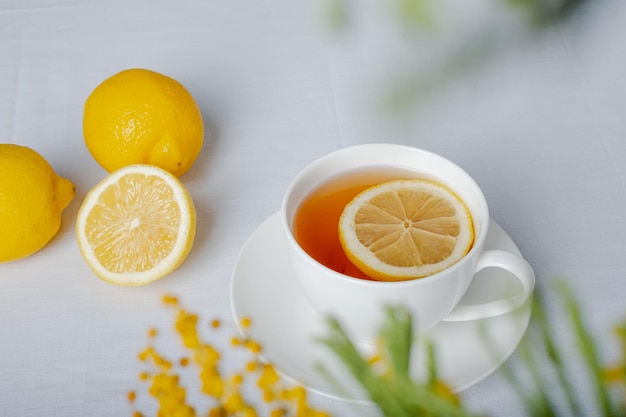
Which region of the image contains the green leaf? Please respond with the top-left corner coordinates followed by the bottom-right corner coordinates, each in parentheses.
top-left (533, 292), bottom-right (584, 416)
top-left (557, 281), bottom-right (621, 417)
top-left (318, 310), bottom-right (480, 417)
top-left (379, 306), bottom-right (413, 381)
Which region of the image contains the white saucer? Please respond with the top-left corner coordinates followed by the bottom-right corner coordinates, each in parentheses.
top-left (230, 211), bottom-right (532, 403)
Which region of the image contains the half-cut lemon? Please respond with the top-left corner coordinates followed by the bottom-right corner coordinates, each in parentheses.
top-left (76, 164), bottom-right (196, 286)
top-left (338, 179), bottom-right (473, 281)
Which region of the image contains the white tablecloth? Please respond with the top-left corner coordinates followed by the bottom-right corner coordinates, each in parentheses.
top-left (1, 0), bottom-right (625, 416)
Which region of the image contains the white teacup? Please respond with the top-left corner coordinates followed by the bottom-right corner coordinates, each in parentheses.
top-left (281, 144), bottom-right (535, 344)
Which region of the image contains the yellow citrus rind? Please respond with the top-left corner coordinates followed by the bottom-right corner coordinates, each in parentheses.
top-left (83, 68), bottom-right (204, 177)
top-left (0, 144), bottom-right (75, 262)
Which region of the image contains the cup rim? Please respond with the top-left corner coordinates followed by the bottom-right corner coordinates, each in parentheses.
top-left (281, 143), bottom-right (490, 287)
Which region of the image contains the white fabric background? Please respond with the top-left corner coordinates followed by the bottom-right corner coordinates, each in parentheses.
top-left (1, 0), bottom-right (625, 416)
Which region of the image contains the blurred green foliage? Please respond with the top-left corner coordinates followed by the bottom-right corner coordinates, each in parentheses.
top-left (322, 0), bottom-right (587, 33)
top-left (319, 282), bottom-right (626, 416)
top-left (320, 0), bottom-right (589, 115)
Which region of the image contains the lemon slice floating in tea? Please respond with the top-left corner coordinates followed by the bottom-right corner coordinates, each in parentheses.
top-left (76, 164), bottom-right (196, 286)
top-left (338, 179), bottom-right (474, 281)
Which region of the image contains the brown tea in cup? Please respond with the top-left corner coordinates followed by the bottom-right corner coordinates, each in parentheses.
top-left (292, 166), bottom-right (435, 281)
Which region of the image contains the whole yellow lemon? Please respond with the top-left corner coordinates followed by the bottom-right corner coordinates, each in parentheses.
top-left (83, 68), bottom-right (204, 177)
top-left (0, 144), bottom-right (75, 262)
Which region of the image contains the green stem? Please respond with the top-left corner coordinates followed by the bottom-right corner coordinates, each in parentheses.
top-left (558, 281), bottom-right (619, 417)
top-left (533, 293), bottom-right (584, 416)
top-left (518, 332), bottom-right (557, 417)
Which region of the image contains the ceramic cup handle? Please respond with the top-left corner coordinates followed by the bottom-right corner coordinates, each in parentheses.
top-left (443, 250), bottom-right (535, 322)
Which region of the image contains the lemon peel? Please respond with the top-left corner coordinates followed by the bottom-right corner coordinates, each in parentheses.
top-left (83, 68), bottom-right (204, 177)
top-left (0, 144), bottom-right (75, 262)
